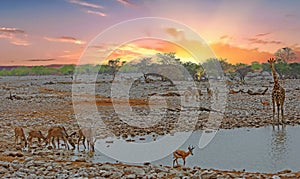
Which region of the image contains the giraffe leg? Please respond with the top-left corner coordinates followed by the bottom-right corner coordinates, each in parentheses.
top-left (281, 103), bottom-right (284, 124)
top-left (277, 103), bottom-right (280, 125)
top-left (77, 136), bottom-right (81, 151)
top-left (272, 98), bottom-right (275, 124)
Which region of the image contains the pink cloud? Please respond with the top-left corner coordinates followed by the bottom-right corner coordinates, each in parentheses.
top-left (44, 36), bottom-right (86, 44)
top-left (248, 38), bottom-right (282, 45)
top-left (255, 33), bottom-right (271, 37)
top-left (0, 27), bottom-right (30, 46)
top-left (68, 0), bottom-right (103, 9)
top-left (116, 0), bottom-right (136, 6)
top-left (85, 10), bottom-right (107, 17)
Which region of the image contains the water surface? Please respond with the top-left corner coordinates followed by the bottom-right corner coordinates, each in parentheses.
top-left (88, 125), bottom-right (300, 173)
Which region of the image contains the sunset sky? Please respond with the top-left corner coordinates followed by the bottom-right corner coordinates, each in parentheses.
top-left (1, 0), bottom-right (300, 66)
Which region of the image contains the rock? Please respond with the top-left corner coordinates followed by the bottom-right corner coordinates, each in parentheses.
top-left (0, 161), bottom-right (10, 168)
top-left (279, 173), bottom-right (295, 178)
top-left (27, 174), bottom-right (37, 178)
top-left (4, 151), bottom-right (24, 157)
top-left (101, 170), bottom-right (112, 177)
top-left (14, 171), bottom-right (26, 178)
top-left (110, 171), bottom-right (123, 178)
top-left (24, 160), bottom-right (34, 168)
top-left (124, 174), bottom-right (136, 179)
top-left (46, 166), bottom-right (53, 171)
top-left (0, 166), bottom-right (8, 174)
top-left (56, 173), bottom-right (69, 179)
top-left (99, 165), bottom-right (118, 171)
top-left (124, 166), bottom-right (145, 176)
top-left (153, 165), bottom-right (168, 173)
top-left (34, 160), bottom-right (46, 166)
top-left (75, 157), bottom-right (86, 162)
top-left (24, 157), bottom-right (34, 163)
top-left (201, 170), bottom-right (217, 179)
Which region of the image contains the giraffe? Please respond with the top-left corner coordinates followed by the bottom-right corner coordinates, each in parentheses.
top-left (268, 58), bottom-right (285, 124)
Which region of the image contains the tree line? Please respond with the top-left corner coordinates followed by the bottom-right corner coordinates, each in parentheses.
top-left (0, 47), bottom-right (299, 82)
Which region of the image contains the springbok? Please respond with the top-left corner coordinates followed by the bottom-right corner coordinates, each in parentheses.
top-left (46, 126), bottom-right (76, 150)
top-left (27, 130), bottom-right (46, 147)
top-left (207, 87), bottom-right (212, 96)
top-left (260, 98), bottom-right (270, 109)
top-left (184, 87), bottom-right (202, 102)
top-left (14, 127), bottom-right (27, 147)
top-left (77, 128), bottom-right (96, 152)
top-left (173, 145), bottom-right (195, 167)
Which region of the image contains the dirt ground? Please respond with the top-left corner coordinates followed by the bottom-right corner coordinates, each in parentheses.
top-left (0, 75), bottom-right (299, 178)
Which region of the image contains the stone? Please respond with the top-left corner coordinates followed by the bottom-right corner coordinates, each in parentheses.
top-left (110, 171), bottom-right (123, 178)
top-left (75, 157), bottom-right (86, 162)
top-left (124, 167), bottom-right (145, 176)
top-left (0, 166), bottom-right (8, 174)
top-left (0, 161), bottom-right (10, 168)
top-left (101, 171), bottom-right (112, 177)
top-left (124, 174), bottom-right (136, 179)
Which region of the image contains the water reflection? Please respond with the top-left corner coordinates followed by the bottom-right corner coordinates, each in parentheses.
top-left (88, 126), bottom-right (300, 173)
top-left (270, 125), bottom-right (288, 170)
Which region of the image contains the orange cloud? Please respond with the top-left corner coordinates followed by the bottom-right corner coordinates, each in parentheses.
top-left (44, 36), bottom-right (86, 45)
top-left (211, 43), bottom-right (273, 64)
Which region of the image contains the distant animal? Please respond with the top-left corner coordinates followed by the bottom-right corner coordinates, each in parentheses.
top-left (173, 145), bottom-right (195, 166)
top-left (27, 130), bottom-right (46, 147)
top-left (14, 127), bottom-right (27, 147)
top-left (207, 87), bottom-right (212, 96)
top-left (45, 126), bottom-right (76, 150)
top-left (184, 87), bottom-right (202, 101)
top-left (77, 128), bottom-right (96, 152)
top-left (260, 98), bottom-right (270, 109)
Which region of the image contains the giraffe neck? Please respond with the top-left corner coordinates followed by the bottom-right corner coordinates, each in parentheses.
top-left (270, 63), bottom-right (279, 86)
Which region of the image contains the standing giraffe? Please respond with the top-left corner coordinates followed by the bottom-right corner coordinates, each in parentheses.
top-left (268, 58), bottom-right (285, 124)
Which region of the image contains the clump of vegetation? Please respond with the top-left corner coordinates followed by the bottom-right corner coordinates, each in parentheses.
top-left (0, 47), bottom-right (299, 81)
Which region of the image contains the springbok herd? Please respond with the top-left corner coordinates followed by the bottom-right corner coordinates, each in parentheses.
top-left (14, 125), bottom-right (196, 166)
top-left (14, 126), bottom-right (95, 152)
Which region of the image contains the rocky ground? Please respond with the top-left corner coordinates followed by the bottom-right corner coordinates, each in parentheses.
top-left (1, 156), bottom-right (299, 178)
top-left (0, 75), bottom-right (299, 178)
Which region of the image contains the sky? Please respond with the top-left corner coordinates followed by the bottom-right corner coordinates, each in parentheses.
top-left (1, 0), bottom-right (300, 66)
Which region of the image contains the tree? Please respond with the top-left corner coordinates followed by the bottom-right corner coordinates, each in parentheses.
top-left (274, 61), bottom-right (290, 79)
top-left (107, 58), bottom-right (126, 78)
top-left (261, 63), bottom-right (271, 72)
top-left (274, 47), bottom-right (296, 63)
top-left (157, 52), bottom-right (181, 65)
top-left (182, 61), bottom-right (203, 81)
top-left (234, 63), bottom-right (252, 84)
top-left (136, 57), bottom-right (152, 74)
top-left (288, 62), bottom-right (300, 78)
top-left (251, 61), bottom-right (261, 71)
top-left (219, 58), bottom-right (235, 73)
top-left (60, 65), bottom-right (75, 75)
